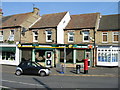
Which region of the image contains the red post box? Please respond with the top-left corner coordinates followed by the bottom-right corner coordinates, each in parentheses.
top-left (83, 59), bottom-right (88, 74)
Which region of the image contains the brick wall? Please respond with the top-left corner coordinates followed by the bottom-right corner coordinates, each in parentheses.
top-left (64, 29), bottom-right (94, 44)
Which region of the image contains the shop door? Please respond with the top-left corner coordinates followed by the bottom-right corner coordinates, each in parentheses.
top-left (45, 51), bottom-right (53, 67)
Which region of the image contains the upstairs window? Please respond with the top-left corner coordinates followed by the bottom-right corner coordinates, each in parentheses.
top-left (33, 31), bottom-right (38, 42)
top-left (8, 30), bottom-right (14, 41)
top-left (46, 31), bottom-right (52, 42)
top-left (83, 31), bottom-right (89, 42)
top-left (10, 30), bottom-right (14, 35)
top-left (113, 32), bottom-right (119, 42)
top-left (68, 32), bottom-right (74, 42)
top-left (0, 31), bottom-right (3, 41)
top-left (0, 31), bottom-right (3, 35)
top-left (102, 32), bottom-right (108, 43)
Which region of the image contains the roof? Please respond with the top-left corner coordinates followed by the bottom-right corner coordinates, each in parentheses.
top-left (31, 12), bottom-right (68, 28)
top-left (65, 13), bottom-right (99, 30)
top-left (1, 12), bottom-right (33, 28)
top-left (2, 16), bottom-right (12, 23)
top-left (98, 14), bottom-right (119, 30)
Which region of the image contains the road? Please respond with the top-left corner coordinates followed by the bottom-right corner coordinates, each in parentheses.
top-left (0, 65), bottom-right (119, 89)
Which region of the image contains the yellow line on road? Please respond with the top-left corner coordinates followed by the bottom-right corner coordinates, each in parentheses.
top-left (51, 74), bottom-right (117, 77)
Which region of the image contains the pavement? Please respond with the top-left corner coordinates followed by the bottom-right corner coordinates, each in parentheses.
top-left (1, 65), bottom-right (118, 77)
top-left (50, 66), bottom-right (118, 77)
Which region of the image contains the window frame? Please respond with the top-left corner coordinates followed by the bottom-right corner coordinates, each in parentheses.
top-left (112, 32), bottom-right (119, 43)
top-left (10, 30), bottom-right (14, 35)
top-left (0, 31), bottom-right (3, 41)
top-left (83, 31), bottom-right (89, 42)
top-left (8, 30), bottom-right (14, 41)
top-left (46, 30), bottom-right (52, 42)
top-left (102, 32), bottom-right (108, 43)
top-left (33, 30), bottom-right (38, 42)
top-left (68, 32), bottom-right (74, 43)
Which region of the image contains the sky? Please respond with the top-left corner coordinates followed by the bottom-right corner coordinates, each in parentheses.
top-left (2, 2), bottom-right (119, 16)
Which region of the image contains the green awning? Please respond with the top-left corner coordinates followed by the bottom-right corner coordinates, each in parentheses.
top-left (0, 47), bottom-right (16, 52)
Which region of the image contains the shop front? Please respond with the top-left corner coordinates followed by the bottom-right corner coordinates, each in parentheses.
top-left (0, 43), bottom-right (20, 65)
top-left (97, 46), bottom-right (119, 66)
top-left (72, 44), bottom-right (93, 67)
top-left (18, 44), bottom-right (94, 67)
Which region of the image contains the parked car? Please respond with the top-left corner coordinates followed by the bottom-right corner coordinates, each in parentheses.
top-left (15, 61), bottom-right (51, 76)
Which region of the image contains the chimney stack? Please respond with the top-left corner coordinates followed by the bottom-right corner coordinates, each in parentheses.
top-left (33, 7), bottom-right (40, 15)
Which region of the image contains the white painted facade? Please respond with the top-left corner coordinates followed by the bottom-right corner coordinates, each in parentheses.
top-left (97, 46), bottom-right (119, 66)
top-left (0, 42), bottom-right (21, 66)
top-left (57, 12), bottom-right (71, 44)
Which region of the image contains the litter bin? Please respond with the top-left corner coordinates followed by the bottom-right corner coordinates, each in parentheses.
top-left (60, 65), bottom-right (64, 74)
top-left (76, 65), bottom-right (81, 74)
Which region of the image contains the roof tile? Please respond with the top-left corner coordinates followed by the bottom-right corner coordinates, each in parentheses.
top-left (2, 12), bottom-right (32, 27)
top-left (65, 13), bottom-right (99, 29)
top-left (98, 14), bottom-right (120, 30)
top-left (31, 12), bottom-right (68, 28)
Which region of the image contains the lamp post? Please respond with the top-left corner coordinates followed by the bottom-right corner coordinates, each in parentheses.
top-left (64, 45), bottom-right (66, 73)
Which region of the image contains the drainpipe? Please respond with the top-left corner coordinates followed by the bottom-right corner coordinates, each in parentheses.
top-left (93, 13), bottom-right (101, 67)
top-left (93, 30), bottom-right (96, 67)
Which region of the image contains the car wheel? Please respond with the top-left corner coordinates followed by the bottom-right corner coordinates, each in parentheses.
top-left (15, 70), bottom-right (21, 76)
top-left (40, 71), bottom-right (46, 77)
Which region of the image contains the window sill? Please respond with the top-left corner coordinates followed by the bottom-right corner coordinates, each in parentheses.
top-left (83, 41), bottom-right (89, 42)
top-left (46, 41), bottom-right (52, 43)
top-left (112, 41), bottom-right (118, 43)
top-left (68, 41), bottom-right (74, 43)
top-left (102, 42), bottom-right (108, 43)
top-left (33, 41), bottom-right (38, 42)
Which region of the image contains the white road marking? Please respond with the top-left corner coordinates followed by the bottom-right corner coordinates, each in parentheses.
top-left (0, 85), bottom-right (17, 90)
top-left (0, 85), bottom-right (10, 88)
top-left (2, 79), bottom-right (43, 87)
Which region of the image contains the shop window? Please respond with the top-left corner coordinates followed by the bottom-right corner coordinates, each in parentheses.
top-left (98, 53), bottom-right (101, 61)
top-left (35, 50), bottom-right (45, 62)
top-left (102, 32), bottom-right (108, 43)
top-left (60, 49), bottom-right (73, 63)
top-left (107, 53), bottom-right (111, 62)
top-left (33, 31), bottom-right (38, 42)
top-left (104, 53), bottom-right (107, 62)
top-left (46, 31), bottom-right (52, 42)
top-left (76, 50), bottom-right (84, 63)
top-left (68, 32), bottom-right (74, 42)
top-left (83, 31), bottom-right (89, 42)
top-left (113, 32), bottom-right (119, 42)
top-left (2, 52), bottom-right (15, 61)
top-left (112, 53), bottom-right (118, 62)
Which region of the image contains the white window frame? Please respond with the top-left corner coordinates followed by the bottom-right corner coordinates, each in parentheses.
top-left (8, 30), bottom-right (14, 41)
top-left (112, 32), bottom-right (119, 43)
top-left (33, 30), bottom-right (38, 42)
top-left (83, 31), bottom-right (89, 42)
top-left (0, 31), bottom-right (3, 41)
top-left (68, 32), bottom-right (74, 43)
top-left (46, 31), bottom-right (52, 42)
top-left (10, 30), bottom-right (14, 35)
top-left (102, 32), bottom-right (108, 43)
